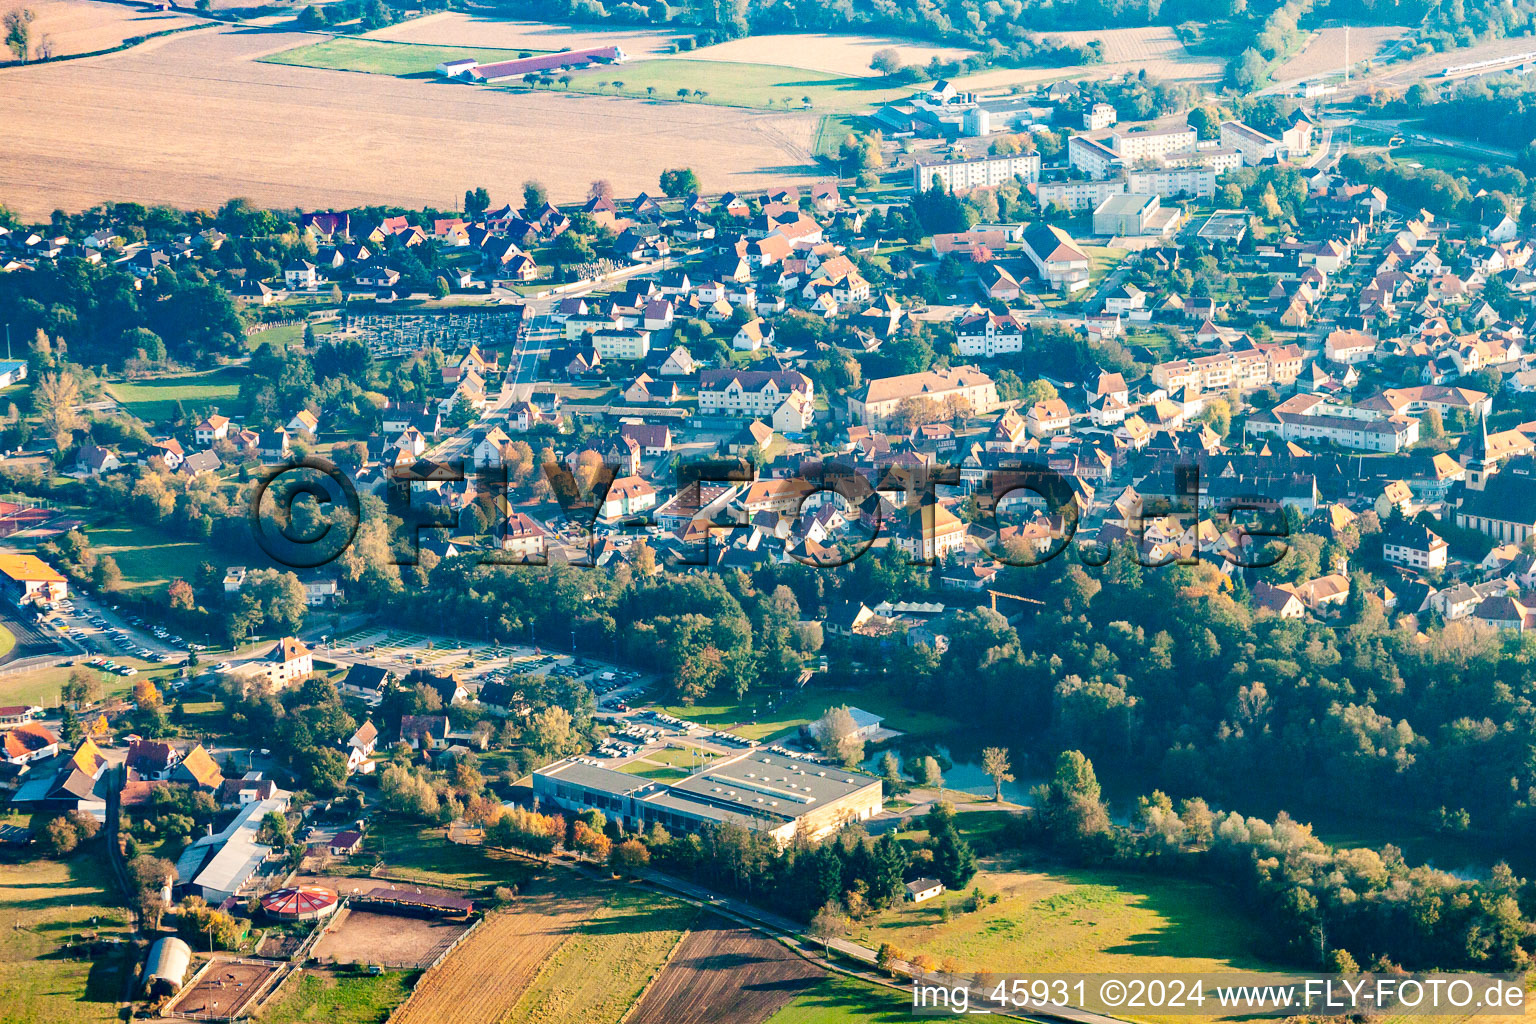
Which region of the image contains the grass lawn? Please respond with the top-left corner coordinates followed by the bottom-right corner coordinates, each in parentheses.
top-left (1083, 245), bottom-right (1129, 286)
top-left (85, 519), bottom-right (210, 593)
top-left (261, 37), bottom-right (538, 76)
top-left (502, 885), bottom-right (697, 1024)
top-left (615, 763), bottom-right (689, 781)
top-left (764, 974), bottom-right (914, 1024)
top-left (109, 366), bottom-right (246, 423)
top-left (0, 847), bottom-right (134, 1024)
top-left (554, 59), bottom-right (912, 113)
top-left (0, 659), bottom-right (167, 709)
top-left (848, 864), bottom-right (1279, 977)
top-left (658, 686), bottom-right (961, 742)
top-left (258, 968), bottom-right (415, 1024)
top-left (813, 113), bottom-right (864, 158)
top-left (249, 320), bottom-right (339, 352)
top-left (368, 818), bottom-right (539, 892)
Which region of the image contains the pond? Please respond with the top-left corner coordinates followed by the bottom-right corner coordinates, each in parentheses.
top-left (863, 741), bottom-right (1043, 805)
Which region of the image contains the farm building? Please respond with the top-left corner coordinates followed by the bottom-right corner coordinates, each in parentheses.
top-left (354, 885), bottom-right (475, 918)
top-left (260, 885), bottom-right (339, 922)
top-left (467, 46), bottom-right (626, 83)
top-left (436, 58), bottom-right (479, 77)
top-left (144, 936), bottom-right (193, 996)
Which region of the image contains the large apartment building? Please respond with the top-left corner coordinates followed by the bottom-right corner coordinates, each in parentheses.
top-left (1109, 125), bottom-right (1198, 164)
top-left (1219, 121), bottom-right (1281, 166)
top-left (1245, 393), bottom-right (1420, 453)
top-left (912, 152), bottom-right (1041, 193)
top-left (698, 368), bottom-right (814, 418)
top-left (955, 310), bottom-right (1027, 357)
top-left (1151, 345), bottom-right (1303, 393)
top-left (1067, 136), bottom-right (1123, 180)
top-left (848, 365), bottom-right (999, 427)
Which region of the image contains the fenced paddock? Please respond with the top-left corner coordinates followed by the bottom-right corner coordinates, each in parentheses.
top-left (164, 957), bottom-right (285, 1020)
top-left (310, 907), bottom-right (476, 969)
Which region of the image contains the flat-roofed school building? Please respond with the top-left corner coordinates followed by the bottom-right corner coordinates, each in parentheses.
top-left (533, 750), bottom-right (883, 843)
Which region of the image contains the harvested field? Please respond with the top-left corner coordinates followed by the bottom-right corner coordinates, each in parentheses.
top-left (628, 918), bottom-right (823, 1024)
top-left (958, 26), bottom-right (1222, 90)
top-left (310, 908), bottom-right (473, 968)
top-left (0, 0), bottom-right (203, 61)
top-left (1273, 24), bottom-right (1406, 82)
top-left (684, 32), bottom-right (974, 77)
top-left (364, 12), bottom-right (679, 56)
top-left (262, 36), bottom-right (539, 76)
top-left (0, 26), bottom-right (820, 219)
top-left (391, 887), bottom-right (598, 1024)
top-left (170, 958), bottom-right (283, 1019)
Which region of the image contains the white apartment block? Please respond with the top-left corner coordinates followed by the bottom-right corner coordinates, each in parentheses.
top-left (1152, 348), bottom-right (1300, 393)
top-left (1219, 121), bottom-right (1280, 166)
top-left (1037, 178), bottom-right (1128, 211)
top-left (912, 152), bottom-right (1041, 194)
top-left (1109, 126), bottom-right (1198, 164)
top-left (1067, 136), bottom-right (1123, 180)
top-left (955, 311), bottom-right (1026, 357)
top-left (1127, 167), bottom-right (1219, 200)
top-left (591, 328), bottom-right (652, 360)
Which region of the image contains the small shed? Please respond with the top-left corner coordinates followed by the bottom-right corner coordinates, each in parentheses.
top-left (329, 830), bottom-right (363, 856)
top-left (904, 878), bottom-right (945, 903)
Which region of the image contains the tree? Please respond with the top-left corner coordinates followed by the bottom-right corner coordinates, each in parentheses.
top-left (588, 179), bottom-right (614, 201)
top-left (4, 8), bottom-right (34, 62)
top-left (930, 825), bottom-right (978, 888)
top-left (811, 705), bottom-right (865, 767)
top-left (464, 187), bottom-right (491, 219)
top-left (914, 755), bottom-right (943, 791)
top-left (132, 677), bottom-right (162, 711)
top-left (870, 47), bottom-right (903, 76)
top-left (256, 810), bottom-right (292, 849)
top-left (522, 180), bottom-right (548, 212)
top-left (611, 838), bottom-right (650, 874)
top-left (34, 370), bottom-right (81, 448)
top-left (432, 276), bottom-right (450, 299)
top-left (980, 747), bottom-right (1014, 802)
top-left (659, 168), bottom-right (700, 197)
top-left (808, 902), bottom-right (850, 956)
top-left (677, 87), bottom-right (690, 101)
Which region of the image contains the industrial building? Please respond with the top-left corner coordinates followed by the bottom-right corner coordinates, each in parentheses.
top-left (533, 749), bottom-right (883, 843)
top-left (1092, 193), bottom-right (1181, 237)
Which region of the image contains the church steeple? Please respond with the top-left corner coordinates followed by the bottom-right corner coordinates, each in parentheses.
top-left (1466, 410), bottom-right (1492, 491)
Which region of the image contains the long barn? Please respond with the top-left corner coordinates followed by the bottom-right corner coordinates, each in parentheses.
top-left (459, 45), bottom-right (627, 83)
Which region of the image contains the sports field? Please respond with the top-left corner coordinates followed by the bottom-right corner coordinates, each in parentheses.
top-left (108, 366), bottom-right (246, 423)
top-left (261, 37), bottom-right (538, 76)
top-left (86, 519), bottom-right (210, 592)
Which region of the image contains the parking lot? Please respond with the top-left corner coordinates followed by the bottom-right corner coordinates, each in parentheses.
top-left (322, 627), bottom-right (656, 699)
